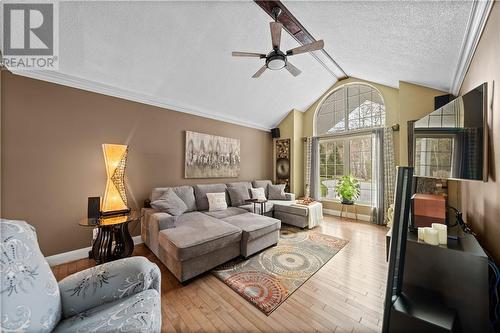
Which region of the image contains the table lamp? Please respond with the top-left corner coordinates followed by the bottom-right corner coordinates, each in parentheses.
top-left (101, 143), bottom-right (130, 216)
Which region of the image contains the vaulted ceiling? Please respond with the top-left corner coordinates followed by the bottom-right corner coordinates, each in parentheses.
top-left (10, 1), bottom-right (487, 130)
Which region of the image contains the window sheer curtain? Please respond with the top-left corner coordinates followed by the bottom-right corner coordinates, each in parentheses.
top-left (372, 127), bottom-right (397, 225)
top-left (304, 137), bottom-right (320, 200)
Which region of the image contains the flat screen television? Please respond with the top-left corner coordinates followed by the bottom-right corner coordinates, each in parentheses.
top-left (412, 83), bottom-right (488, 181)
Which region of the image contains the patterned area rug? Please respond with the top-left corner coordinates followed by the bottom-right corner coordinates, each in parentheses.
top-left (212, 226), bottom-right (348, 315)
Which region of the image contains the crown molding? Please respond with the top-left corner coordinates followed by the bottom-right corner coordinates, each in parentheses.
top-left (10, 70), bottom-right (272, 132)
top-left (450, 0), bottom-right (494, 96)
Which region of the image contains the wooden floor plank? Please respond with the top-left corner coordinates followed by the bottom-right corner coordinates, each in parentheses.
top-left (51, 215), bottom-right (388, 333)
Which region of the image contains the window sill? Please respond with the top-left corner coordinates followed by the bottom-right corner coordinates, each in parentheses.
top-left (319, 199), bottom-right (373, 208)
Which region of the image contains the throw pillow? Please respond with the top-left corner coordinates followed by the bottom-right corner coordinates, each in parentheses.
top-left (268, 184), bottom-right (287, 200)
top-left (151, 188), bottom-right (188, 216)
top-left (206, 192), bottom-right (228, 211)
top-left (250, 187), bottom-right (266, 200)
top-left (227, 186), bottom-right (250, 206)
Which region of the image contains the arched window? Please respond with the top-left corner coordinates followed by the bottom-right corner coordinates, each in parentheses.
top-left (314, 83), bottom-right (386, 205)
top-left (315, 83), bottom-right (385, 136)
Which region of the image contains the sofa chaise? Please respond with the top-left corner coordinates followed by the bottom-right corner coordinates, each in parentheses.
top-left (141, 180), bottom-right (296, 282)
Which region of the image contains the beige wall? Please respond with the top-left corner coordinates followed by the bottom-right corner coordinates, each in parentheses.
top-left (1, 72), bottom-right (273, 256)
top-left (457, 2), bottom-right (500, 263)
top-left (281, 77), bottom-right (400, 215)
top-left (275, 109), bottom-right (303, 195)
top-left (278, 77), bottom-right (448, 216)
top-left (398, 81), bottom-right (447, 165)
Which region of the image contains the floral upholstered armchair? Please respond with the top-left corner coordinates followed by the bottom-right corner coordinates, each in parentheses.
top-left (0, 219), bottom-right (162, 332)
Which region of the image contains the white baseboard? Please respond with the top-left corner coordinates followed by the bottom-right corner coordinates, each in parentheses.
top-left (323, 208), bottom-right (372, 222)
top-left (45, 235), bottom-right (143, 266)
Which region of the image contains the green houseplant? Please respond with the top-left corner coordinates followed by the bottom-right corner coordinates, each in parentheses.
top-left (335, 175), bottom-right (360, 204)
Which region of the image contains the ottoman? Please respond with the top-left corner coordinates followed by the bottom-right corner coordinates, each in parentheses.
top-left (221, 213), bottom-right (281, 258)
top-left (274, 202), bottom-right (323, 229)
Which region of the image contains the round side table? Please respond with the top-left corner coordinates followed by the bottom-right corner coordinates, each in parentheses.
top-left (78, 211), bottom-right (142, 264)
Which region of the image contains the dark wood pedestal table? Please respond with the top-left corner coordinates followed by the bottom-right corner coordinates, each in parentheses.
top-left (78, 211), bottom-right (142, 264)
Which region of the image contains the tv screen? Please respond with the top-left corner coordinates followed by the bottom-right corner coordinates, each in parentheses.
top-left (412, 83), bottom-right (487, 181)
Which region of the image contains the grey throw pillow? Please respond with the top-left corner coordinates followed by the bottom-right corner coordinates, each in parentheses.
top-left (151, 188), bottom-right (188, 216)
top-left (268, 184), bottom-right (287, 200)
top-left (227, 186), bottom-right (250, 206)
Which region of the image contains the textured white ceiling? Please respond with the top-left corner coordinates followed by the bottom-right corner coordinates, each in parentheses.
top-left (11, 1), bottom-right (476, 129)
top-left (284, 0), bottom-right (473, 92)
top-left (54, 1), bottom-right (335, 130)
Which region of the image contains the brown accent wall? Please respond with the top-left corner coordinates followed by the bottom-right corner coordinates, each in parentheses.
top-left (1, 72), bottom-right (273, 256)
top-left (457, 2), bottom-right (500, 263)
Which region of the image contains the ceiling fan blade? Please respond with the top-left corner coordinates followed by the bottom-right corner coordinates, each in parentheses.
top-left (252, 65), bottom-right (267, 78)
top-left (270, 22), bottom-right (283, 49)
top-left (286, 40), bottom-right (324, 56)
top-left (232, 51), bottom-right (266, 58)
top-left (286, 61), bottom-right (302, 77)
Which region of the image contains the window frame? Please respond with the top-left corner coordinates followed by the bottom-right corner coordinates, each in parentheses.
top-left (313, 83), bottom-right (386, 137)
top-left (319, 133), bottom-right (375, 206)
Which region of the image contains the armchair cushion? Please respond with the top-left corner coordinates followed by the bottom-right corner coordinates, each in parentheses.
top-left (0, 219), bottom-right (61, 332)
top-left (58, 256), bottom-right (160, 318)
top-left (54, 289), bottom-right (160, 333)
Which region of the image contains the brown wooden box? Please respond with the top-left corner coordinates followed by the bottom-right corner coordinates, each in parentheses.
top-left (411, 194), bottom-right (446, 227)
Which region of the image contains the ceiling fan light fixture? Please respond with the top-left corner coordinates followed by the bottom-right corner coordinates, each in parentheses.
top-left (266, 54), bottom-right (286, 70)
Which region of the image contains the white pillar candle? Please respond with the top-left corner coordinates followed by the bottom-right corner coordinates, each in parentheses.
top-left (417, 227), bottom-right (426, 241)
top-left (432, 223), bottom-right (448, 245)
top-left (424, 228), bottom-right (439, 246)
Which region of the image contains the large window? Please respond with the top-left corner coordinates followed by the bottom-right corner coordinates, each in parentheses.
top-left (319, 136), bottom-right (373, 204)
top-left (316, 84), bottom-right (385, 135)
top-left (315, 84), bottom-right (385, 205)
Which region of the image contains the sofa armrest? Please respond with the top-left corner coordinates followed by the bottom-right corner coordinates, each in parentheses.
top-left (142, 208), bottom-right (176, 231)
top-left (58, 256), bottom-right (160, 318)
top-left (285, 192), bottom-right (296, 201)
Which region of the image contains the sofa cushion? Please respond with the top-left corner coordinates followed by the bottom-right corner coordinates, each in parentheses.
top-left (250, 187), bottom-right (267, 200)
top-left (252, 180), bottom-right (273, 196)
top-left (227, 181), bottom-right (252, 192)
top-left (221, 213), bottom-right (281, 242)
top-left (193, 184), bottom-right (228, 211)
top-left (239, 202), bottom-right (274, 214)
top-left (227, 186), bottom-right (251, 207)
top-left (159, 212), bottom-right (241, 261)
top-left (151, 188), bottom-right (187, 216)
top-left (268, 184), bottom-right (287, 200)
top-left (206, 192), bottom-right (228, 211)
top-left (273, 203), bottom-right (309, 216)
top-left (151, 186), bottom-right (197, 212)
top-left (203, 207), bottom-right (248, 219)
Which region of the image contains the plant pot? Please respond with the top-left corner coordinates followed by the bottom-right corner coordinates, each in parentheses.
top-left (341, 198), bottom-right (354, 205)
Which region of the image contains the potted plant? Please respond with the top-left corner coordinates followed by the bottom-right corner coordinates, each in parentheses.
top-left (335, 175), bottom-right (360, 204)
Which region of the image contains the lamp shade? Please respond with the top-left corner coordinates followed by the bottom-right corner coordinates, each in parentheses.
top-left (101, 144), bottom-right (129, 215)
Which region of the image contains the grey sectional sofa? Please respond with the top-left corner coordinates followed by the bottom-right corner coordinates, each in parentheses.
top-left (141, 180), bottom-right (295, 282)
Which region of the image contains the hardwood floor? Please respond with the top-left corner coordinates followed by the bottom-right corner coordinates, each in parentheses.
top-left (52, 215), bottom-right (388, 333)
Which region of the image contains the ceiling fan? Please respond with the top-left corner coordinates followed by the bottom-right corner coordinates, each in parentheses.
top-left (232, 7), bottom-right (324, 78)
